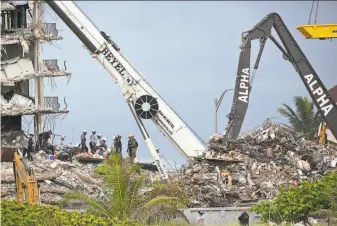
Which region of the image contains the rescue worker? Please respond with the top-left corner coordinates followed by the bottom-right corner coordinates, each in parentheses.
top-left (97, 134), bottom-right (102, 146)
top-left (89, 129), bottom-right (97, 153)
top-left (80, 130), bottom-right (87, 153)
top-left (238, 209), bottom-right (249, 226)
top-left (59, 135), bottom-right (66, 151)
top-left (101, 137), bottom-right (108, 151)
top-left (127, 134), bottom-right (138, 160)
top-left (114, 135), bottom-right (122, 155)
top-left (38, 130), bottom-right (52, 150)
top-left (23, 134), bottom-right (35, 161)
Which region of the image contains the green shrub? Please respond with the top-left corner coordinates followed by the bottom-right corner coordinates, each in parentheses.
top-left (251, 172), bottom-right (337, 224)
top-left (1, 199), bottom-right (139, 226)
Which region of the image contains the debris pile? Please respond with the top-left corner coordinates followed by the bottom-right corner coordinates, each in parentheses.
top-left (1, 151), bottom-right (105, 205)
top-left (1, 151), bottom-right (158, 206)
top-left (2, 120), bottom-right (336, 209)
top-left (176, 120), bottom-right (337, 207)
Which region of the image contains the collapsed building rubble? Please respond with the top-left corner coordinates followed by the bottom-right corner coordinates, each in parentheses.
top-left (0, 150), bottom-right (158, 206)
top-left (1, 151), bottom-right (105, 206)
top-left (174, 120), bottom-right (337, 207)
top-left (1, 120), bottom-right (336, 208)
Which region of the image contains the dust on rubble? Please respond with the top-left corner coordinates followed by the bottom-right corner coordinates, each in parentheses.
top-left (0, 150), bottom-right (159, 208)
top-left (171, 120), bottom-right (337, 208)
top-left (1, 120), bottom-right (336, 209)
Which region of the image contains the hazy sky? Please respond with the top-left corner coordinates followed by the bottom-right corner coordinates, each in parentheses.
top-left (33, 1), bottom-right (336, 166)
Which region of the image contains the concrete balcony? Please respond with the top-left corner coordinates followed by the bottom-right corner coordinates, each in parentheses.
top-left (39, 59), bottom-right (71, 78)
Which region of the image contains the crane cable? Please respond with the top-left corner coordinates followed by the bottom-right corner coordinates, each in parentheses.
top-left (308, 0), bottom-right (320, 25)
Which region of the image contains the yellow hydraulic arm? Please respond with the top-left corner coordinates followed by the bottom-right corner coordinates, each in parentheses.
top-left (13, 150), bottom-right (40, 204)
top-left (318, 122), bottom-right (327, 145)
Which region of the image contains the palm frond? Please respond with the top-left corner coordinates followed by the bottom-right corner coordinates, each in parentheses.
top-left (104, 154), bottom-right (129, 219)
top-left (159, 206), bottom-right (190, 223)
top-left (60, 192), bottom-right (111, 218)
top-left (143, 196), bottom-right (181, 208)
top-left (278, 104), bottom-right (301, 131)
top-left (294, 96), bottom-right (318, 134)
top-left (133, 196), bottom-right (186, 222)
top-left (128, 173), bottom-right (145, 212)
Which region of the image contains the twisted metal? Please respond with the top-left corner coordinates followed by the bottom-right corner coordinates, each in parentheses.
top-left (44, 96), bottom-right (60, 110)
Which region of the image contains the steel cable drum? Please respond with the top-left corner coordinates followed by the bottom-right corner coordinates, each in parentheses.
top-left (134, 95), bottom-right (159, 119)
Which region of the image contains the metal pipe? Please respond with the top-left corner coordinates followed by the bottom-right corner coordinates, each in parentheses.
top-left (214, 89), bottom-right (233, 134)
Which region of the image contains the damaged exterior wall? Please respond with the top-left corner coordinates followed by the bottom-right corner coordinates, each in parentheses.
top-left (1, 1), bottom-right (71, 156)
top-left (1, 0), bottom-right (31, 134)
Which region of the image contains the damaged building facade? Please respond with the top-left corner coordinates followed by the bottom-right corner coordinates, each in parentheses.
top-left (1, 0), bottom-right (70, 148)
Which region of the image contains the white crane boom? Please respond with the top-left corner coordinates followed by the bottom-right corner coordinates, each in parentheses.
top-left (46, 1), bottom-right (206, 179)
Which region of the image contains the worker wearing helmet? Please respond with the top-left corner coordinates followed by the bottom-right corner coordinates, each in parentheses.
top-left (89, 129), bottom-right (97, 153)
top-left (80, 130), bottom-right (87, 153)
top-left (113, 135), bottom-right (122, 155)
top-left (97, 134), bottom-right (102, 146)
top-left (59, 135), bottom-right (66, 150)
top-left (101, 137), bottom-right (108, 151)
top-left (127, 134), bottom-right (138, 160)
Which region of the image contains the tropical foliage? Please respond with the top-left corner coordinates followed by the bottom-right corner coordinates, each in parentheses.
top-left (251, 172), bottom-right (337, 224)
top-left (1, 199), bottom-right (135, 226)
top-left (278, 96), bottom-right (321, 139)
top-left (61, 153), bottom-right (187, 224)
top-left (142, 178), bottom-right (189, 207)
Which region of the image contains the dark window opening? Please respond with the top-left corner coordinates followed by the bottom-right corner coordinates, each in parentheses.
top-left (1, 4), bottom-right (29, 30)
top-left (1, 116), bottom-right (22, 132)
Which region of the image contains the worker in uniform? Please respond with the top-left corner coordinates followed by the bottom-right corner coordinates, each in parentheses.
top-left (127, 134), bottom-right (138, 160)
top-left (59, 135), bottom-right (66, 151)
top-left (97, 134), bottom-right (102, 146)
top-left (101, 137), bottom-right (108, 151)
top-left (80, 130), bottom-right (87, 153)
top-left (23, 134), bottom-right (35, 161)
top-left (114, 135), bottom-right (122, 155)
top-left (89, 129), bottom-right (97, 153)
top-left (238, 209), bottom-right (249, 226)
top-left (38, 130), bottom-right (52, 150)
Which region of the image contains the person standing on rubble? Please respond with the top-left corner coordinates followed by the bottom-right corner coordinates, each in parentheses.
top-left (114, 135), bottom-right (122, 155)
top-left (127, 134), bottom-right (138, 160)
top-left (80, 130), bottom-right (87, 153)
top-left (59, 135), bottom-right (66, 150)
top-left (97, 134), bottom-right (102, 146)
top-left (101, 137), bottom-right (108, 151)
top-left (238, 209), bottom-right (249, 226)
top-left (38, 130), bottom-right (52, 150)
top-left (23, 134), bottom-right (35, 161)
top-left (89, 130), bottom-right (97, 152)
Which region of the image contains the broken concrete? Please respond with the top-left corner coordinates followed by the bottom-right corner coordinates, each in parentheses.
top-left (1, 152), bottom-right (106, 204)
top-left (1, 120), bottom-right (336, 209)
top-left (175, 120), bottom-right (337, 207)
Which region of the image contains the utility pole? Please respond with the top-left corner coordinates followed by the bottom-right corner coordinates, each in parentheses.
top-left (33, 0), bottom-right (44, 135)
top-left (214, 89), bottom-right (233, 134)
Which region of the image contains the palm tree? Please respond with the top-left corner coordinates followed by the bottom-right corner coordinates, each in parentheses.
top-left (60, 153), bottom-right (188, 224)
top-left (278, 96), bottom-right (321, 139)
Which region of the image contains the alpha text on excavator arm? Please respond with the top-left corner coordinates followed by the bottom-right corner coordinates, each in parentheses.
top-left (225, 13), bottom-right (337, 140)
top-left (13, 150), bottom-right (40, 204)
